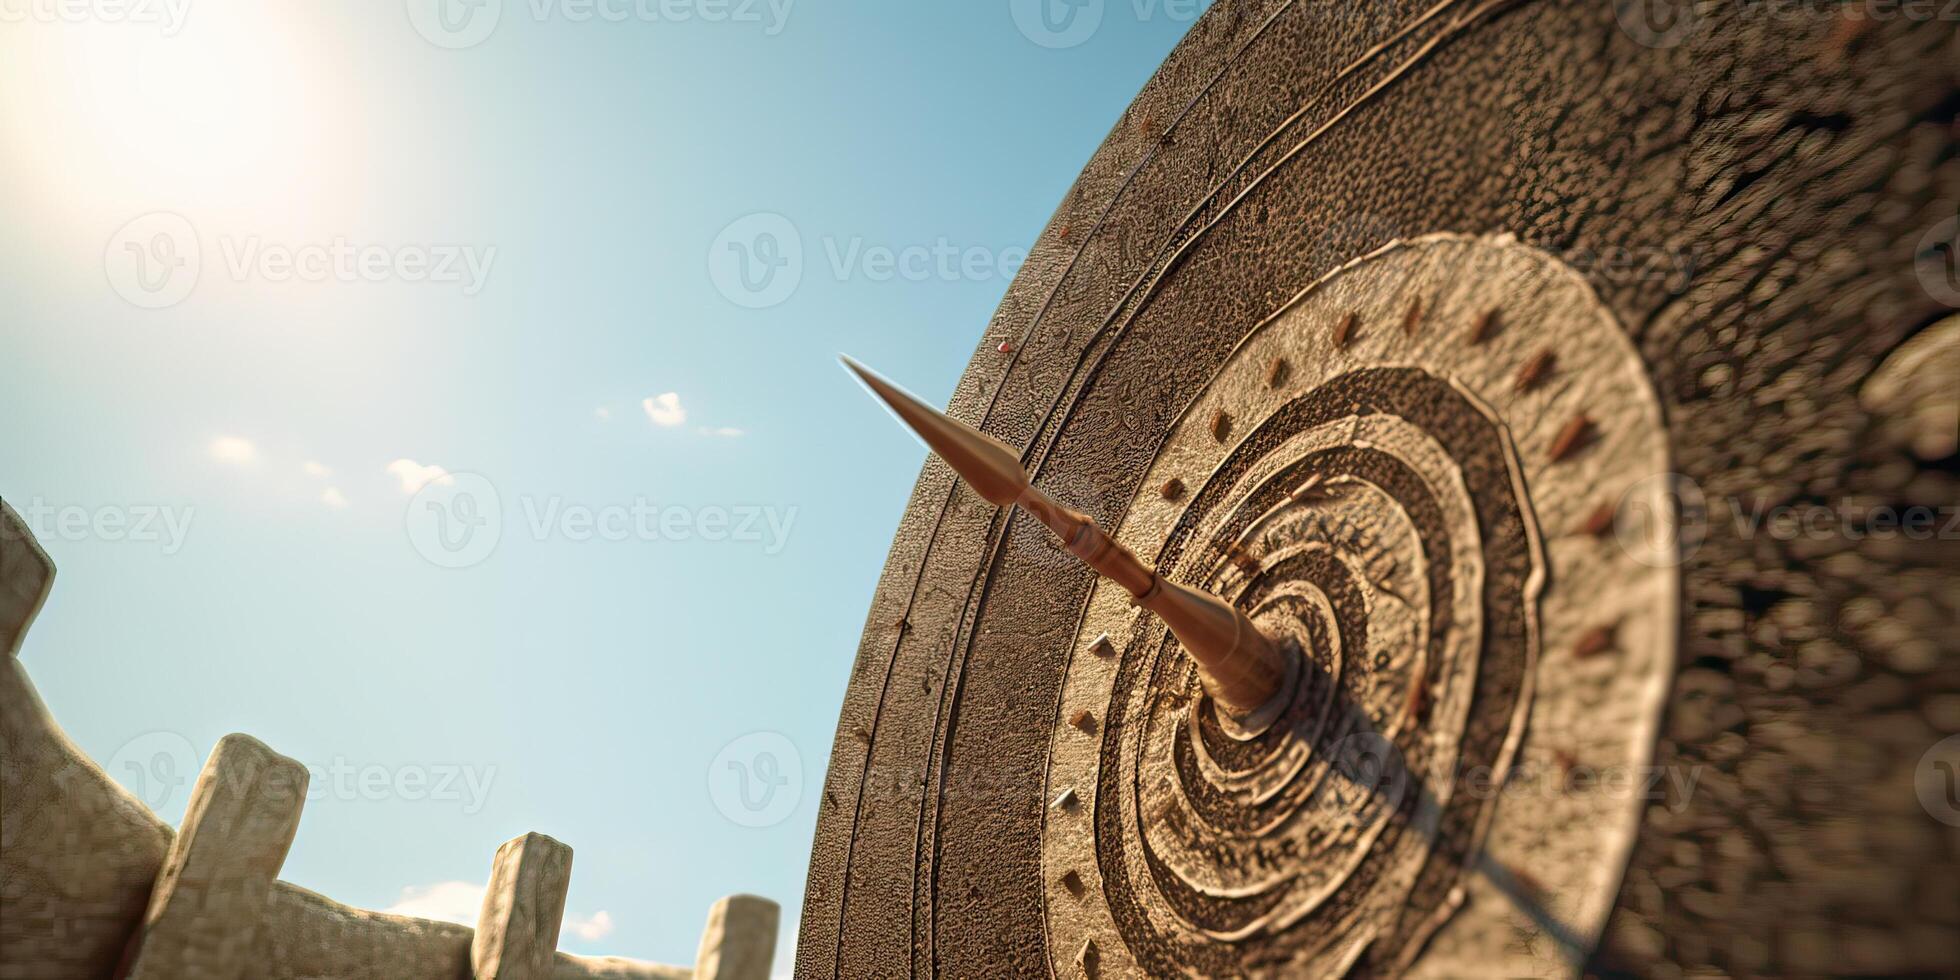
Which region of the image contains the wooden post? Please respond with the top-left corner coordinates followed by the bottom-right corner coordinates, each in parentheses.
top-left (692, 894), bottom-right (779, 980)
top-left (125, 734), bottom-right (309, 980)
top-left (471, 832), bottom-right (572, 980)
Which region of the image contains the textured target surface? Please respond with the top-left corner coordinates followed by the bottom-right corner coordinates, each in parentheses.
top-left (1041, 235), bottom-right (1674, 978)
top-left (798, 1), bottom-right (1959, 977)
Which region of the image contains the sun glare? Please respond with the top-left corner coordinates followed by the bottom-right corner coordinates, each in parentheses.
top-left (2, 3), bottom-right (343, 225)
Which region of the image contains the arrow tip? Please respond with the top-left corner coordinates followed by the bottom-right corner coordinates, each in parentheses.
top-left (839, 354), bottom-right (1029, 508)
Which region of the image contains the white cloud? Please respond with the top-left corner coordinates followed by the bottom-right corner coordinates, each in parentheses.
top-left (383, 881), bottom-right (482, 926)
top-left (567, 909), bottom-right (614, 941)
top-left (698, 426), bottom-right (745, 438)
top-left (642, 392), bottom-right (687, 428)
top-left (386, 458), bottom-right (453, 494)
top-left (301, 460), bottom-right (331, 478)
top-left (594, 407), bottom-right (612, 421)
top-left (320, 487), bottom-right (349, 510)
top-left (209, 436), bottom-right (257, 465)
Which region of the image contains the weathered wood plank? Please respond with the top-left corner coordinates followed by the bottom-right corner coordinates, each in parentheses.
top-left (693, 894), bottom-right (779, 980)
top-left (472, 832), bottom-right (573, 980)
top-left (126, 733), bottom-right (308, 980)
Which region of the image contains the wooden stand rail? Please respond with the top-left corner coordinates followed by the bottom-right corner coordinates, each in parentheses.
top-left (0, 501), bottom-right (781, 980)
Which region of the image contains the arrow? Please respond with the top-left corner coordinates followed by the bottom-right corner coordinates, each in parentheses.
top-left (842, 356), bottom-right (1290, 729)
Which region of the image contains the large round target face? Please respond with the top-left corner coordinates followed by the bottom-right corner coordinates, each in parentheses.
top-left (1041, 235), bottom-right (1674, 978)
top-left (796, 2), bottom-right (1955, 977)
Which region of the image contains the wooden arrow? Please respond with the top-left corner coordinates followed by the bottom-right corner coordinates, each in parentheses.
top-left (843, 356), bottom-right (1289, 727)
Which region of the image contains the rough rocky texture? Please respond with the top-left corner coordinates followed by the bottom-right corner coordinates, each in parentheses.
top-left (126, 734), bottom-right (309, 980)
top-left (692, 894), bottom-right (779, 980)
top-left (797, 0), bottom-right (1959, 976)
top-left (474, 833), bottom-right (575, 980)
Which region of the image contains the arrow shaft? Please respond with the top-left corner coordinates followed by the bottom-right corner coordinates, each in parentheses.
top-left (843, 355), bottom-right (1291, 728)
top-left (1016, 483), bottom-right (1287, 725)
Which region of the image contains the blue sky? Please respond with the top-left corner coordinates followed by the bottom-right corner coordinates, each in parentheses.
top-left (0, 0), bottom-right (1203, 969)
